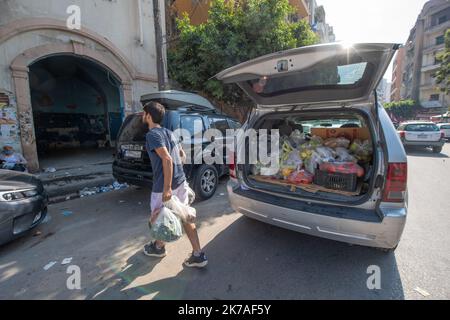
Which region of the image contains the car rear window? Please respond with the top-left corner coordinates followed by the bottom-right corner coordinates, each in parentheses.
top-left (118, 115), bottom-right (148, 143)
top-left (405, 124), bottom-right (439, 132)
top-left (247, 58), bottom-right (370, 97)
top-left (440, 125), bottom-right (450, 129)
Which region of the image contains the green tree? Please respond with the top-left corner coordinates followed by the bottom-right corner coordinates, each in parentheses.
top-left (384, 99), bottom-right (419, 121)
top-left (434, 28), bottom-right (450, 94)
top-left (168, 0), bottom-right (318, 107)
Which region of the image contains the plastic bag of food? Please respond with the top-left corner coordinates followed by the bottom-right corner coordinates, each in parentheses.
top-left (164, 195), bottom-right (197, 223)
top-left (289, 130), bottom-right (306, 147)
top-left (319, 162), bottom-right (365, 177)
top-left (282, 150), bottom-right (303, 167)
top-left (149, 207), bottom-right (183, 242)
top-left (309, 135), bottom-right (324, 147)
top-left (349, 139), bottom-right (373, 162)
top-left (305, 151), bottom-right (322, 175)
top-left (324, 137), bottom-right (350, 149)
top-left (315, 146), bottom-right (336, 160)
top-left (280, 165), bottom-right (297, 179)
top-left (287, 170), bottom-right (314, 185)
top-left (335, 147), bottom-right (357, 163)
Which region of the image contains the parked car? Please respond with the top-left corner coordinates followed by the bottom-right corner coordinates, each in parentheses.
top-left (437, 123), bottom-right (450, 141)
top-left (397, 121), bottom-right (445, 153)
top-left (216, 43), bottom-right (408, 251)
top-left (113, 90), bottom-right (241, 201)
top-left (0, 170), bottom-right (48, 246)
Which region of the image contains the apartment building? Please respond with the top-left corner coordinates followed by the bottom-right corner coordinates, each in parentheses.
top-left (0, 0), bottom-right (166, 172)
top-left (401, 0), bottom-right (449, 118)
top-left (390, 47), bottom-right (405, 102)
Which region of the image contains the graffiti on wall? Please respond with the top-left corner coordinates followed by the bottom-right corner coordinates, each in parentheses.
top-left (0, 91), bottom-right (21, 152)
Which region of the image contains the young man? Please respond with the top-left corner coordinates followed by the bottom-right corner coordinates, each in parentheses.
top-left (142, 102), bottom-right (208, 268)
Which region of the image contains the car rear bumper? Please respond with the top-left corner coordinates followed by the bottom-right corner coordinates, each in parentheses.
top-left (112, 164), bottom-right (153, 188)
top-left (0, 193), bottom-right (48, 246)
top-left (227, 181), bottom-right (406, 249)
top-left (402, 139), bottom-right (445, 147)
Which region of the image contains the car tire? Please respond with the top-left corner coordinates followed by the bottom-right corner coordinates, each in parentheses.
top-left (432, 146), bottom-right (443, 153)
top-left (193, 165), bottom-right (219, 201)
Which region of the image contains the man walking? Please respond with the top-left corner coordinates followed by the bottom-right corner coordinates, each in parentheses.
top-left (142, 101), bottom-right (208, 268)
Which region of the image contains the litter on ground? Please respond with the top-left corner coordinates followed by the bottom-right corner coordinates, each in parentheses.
top-left (61, 258), bottom-right (73, 265)
top-left (79, 181), bottom-right (128, 198)
top-left (43, 261), bottom-right (57, 271)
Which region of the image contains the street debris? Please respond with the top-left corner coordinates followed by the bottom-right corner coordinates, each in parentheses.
top-left (414, 287), bottom-right (431, 297)
top-left (61, 257), bottom-right (73, 265)
top-left (43, 261), bottom-right (57, 271)
top-left (33, 231), bottom-right (42, 237)
top-left (79, 181), bottom-right (129, 198)
top-left (61, 210), bottom-right (73, 217)
top-left (44, 167), bottom-right (57, 173)
top-left (220, 193), bottom-right (225, 196)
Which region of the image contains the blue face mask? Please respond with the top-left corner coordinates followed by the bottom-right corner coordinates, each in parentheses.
top-left (3, 150), bottom-right (13, 156)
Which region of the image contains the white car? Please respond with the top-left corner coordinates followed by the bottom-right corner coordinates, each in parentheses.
top-left (397, 121), bottom-right (445, 153)
top-left (437, 123), bottom-right (450, 140)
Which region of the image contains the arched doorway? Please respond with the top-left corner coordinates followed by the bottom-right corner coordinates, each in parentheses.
top-left (10, 42), bottom-right (135, 172)
top-left (28, 55), bottom-right (123, 169)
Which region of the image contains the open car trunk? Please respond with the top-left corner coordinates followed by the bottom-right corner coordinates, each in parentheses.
top-left (240, 108), bottom-right (380, 204)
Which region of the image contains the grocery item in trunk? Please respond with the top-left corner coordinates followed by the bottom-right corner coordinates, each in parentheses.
top-left (323, 137), bottom-right (350, 149)
top-left (349, 139), bottom-right (373, 163)
top-left (319, 162), bottom-right (365, 177)
top-left (335, 147), bottom-right (357, 162)
top-left (287, 170), bottom-right (314, 185)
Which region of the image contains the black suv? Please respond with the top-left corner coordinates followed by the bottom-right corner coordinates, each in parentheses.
top-left (112, 91), bottom-right (241, 200)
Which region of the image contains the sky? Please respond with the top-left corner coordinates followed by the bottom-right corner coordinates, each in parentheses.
top-left (316, 0), bottom-right (430, 82)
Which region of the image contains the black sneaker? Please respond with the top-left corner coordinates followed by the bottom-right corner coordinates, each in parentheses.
top-left (143, 241), bottom-right (167, 258)
top-left (184, 252), bottom-right (208, 268)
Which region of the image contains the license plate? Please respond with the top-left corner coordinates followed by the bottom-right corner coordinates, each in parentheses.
top-left (33, 212), bottom-right (42, 224)
top-left (124, 150), bottom-right (142, 159)
top-left (416, 134), bottom-right (428, 139)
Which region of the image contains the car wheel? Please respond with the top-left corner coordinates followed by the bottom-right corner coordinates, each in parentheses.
top-left (194, 165), bottom-right (219, 201)
top-left (432, 146), bottom-right (443, 153)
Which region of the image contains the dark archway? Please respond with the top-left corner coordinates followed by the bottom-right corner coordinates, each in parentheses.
top-left (28, 55), bottom-right (123, 169)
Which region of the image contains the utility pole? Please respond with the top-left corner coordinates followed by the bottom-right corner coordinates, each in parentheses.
top-left (153, 0), bottom-right (166, 90)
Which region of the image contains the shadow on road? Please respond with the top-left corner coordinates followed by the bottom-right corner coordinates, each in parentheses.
top-left (405, 146), bottom-right (449, 158)
top-left (91, 216), bottom-right (405, 300)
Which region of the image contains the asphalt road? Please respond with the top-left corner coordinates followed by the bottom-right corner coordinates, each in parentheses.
top-left (0, 144), bottom-right (449, 300)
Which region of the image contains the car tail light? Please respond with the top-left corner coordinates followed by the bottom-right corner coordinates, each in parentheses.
top-left (382, 163), bottom-right (407, 203)
top-left (229, 151), bottom-right (237, 179)
top-left (399, 131), bottom-right (405, 139)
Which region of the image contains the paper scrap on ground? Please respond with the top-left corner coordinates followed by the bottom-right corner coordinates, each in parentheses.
top-left (61, 210), bottom-right (73, 217)
top-left (43, 261), bottom-right (57, 271)
top-left (61, 258), bottom-right (73, 265)
top-left (414, 287), bottom-right (430, 297)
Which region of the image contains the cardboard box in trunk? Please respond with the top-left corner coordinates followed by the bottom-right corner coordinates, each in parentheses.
top-left (311, 128), bottom-right (371, 141)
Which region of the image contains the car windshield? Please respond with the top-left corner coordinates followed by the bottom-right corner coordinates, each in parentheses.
top-left (405, 124), bottom-right (439, 132)
top-left (439, 124), bottom-right (450, 129)
top-left (118, 115), bottom-right (148, 143)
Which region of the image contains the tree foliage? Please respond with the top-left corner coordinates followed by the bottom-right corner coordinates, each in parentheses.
top-left (168, 0), bottom-right (318, 106)
top-left (384, 99), bottom-right (419, 120)
top-left (435, 28), bottom-right (450, 94)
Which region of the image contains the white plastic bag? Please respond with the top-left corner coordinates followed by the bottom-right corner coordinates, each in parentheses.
top-left (164, 195), bottom-right (197, 223)
top-left (149, 207), bottom-right (183, 242)
top-left (335, 147), bottom-right (357, 162)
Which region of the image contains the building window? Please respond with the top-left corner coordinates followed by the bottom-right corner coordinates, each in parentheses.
top-left (436, 35), bottom-right (445, 45)
top-left (438, 15), bottom-right (447, 25)
top-left (430, 94), bottom-right (440, 101)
